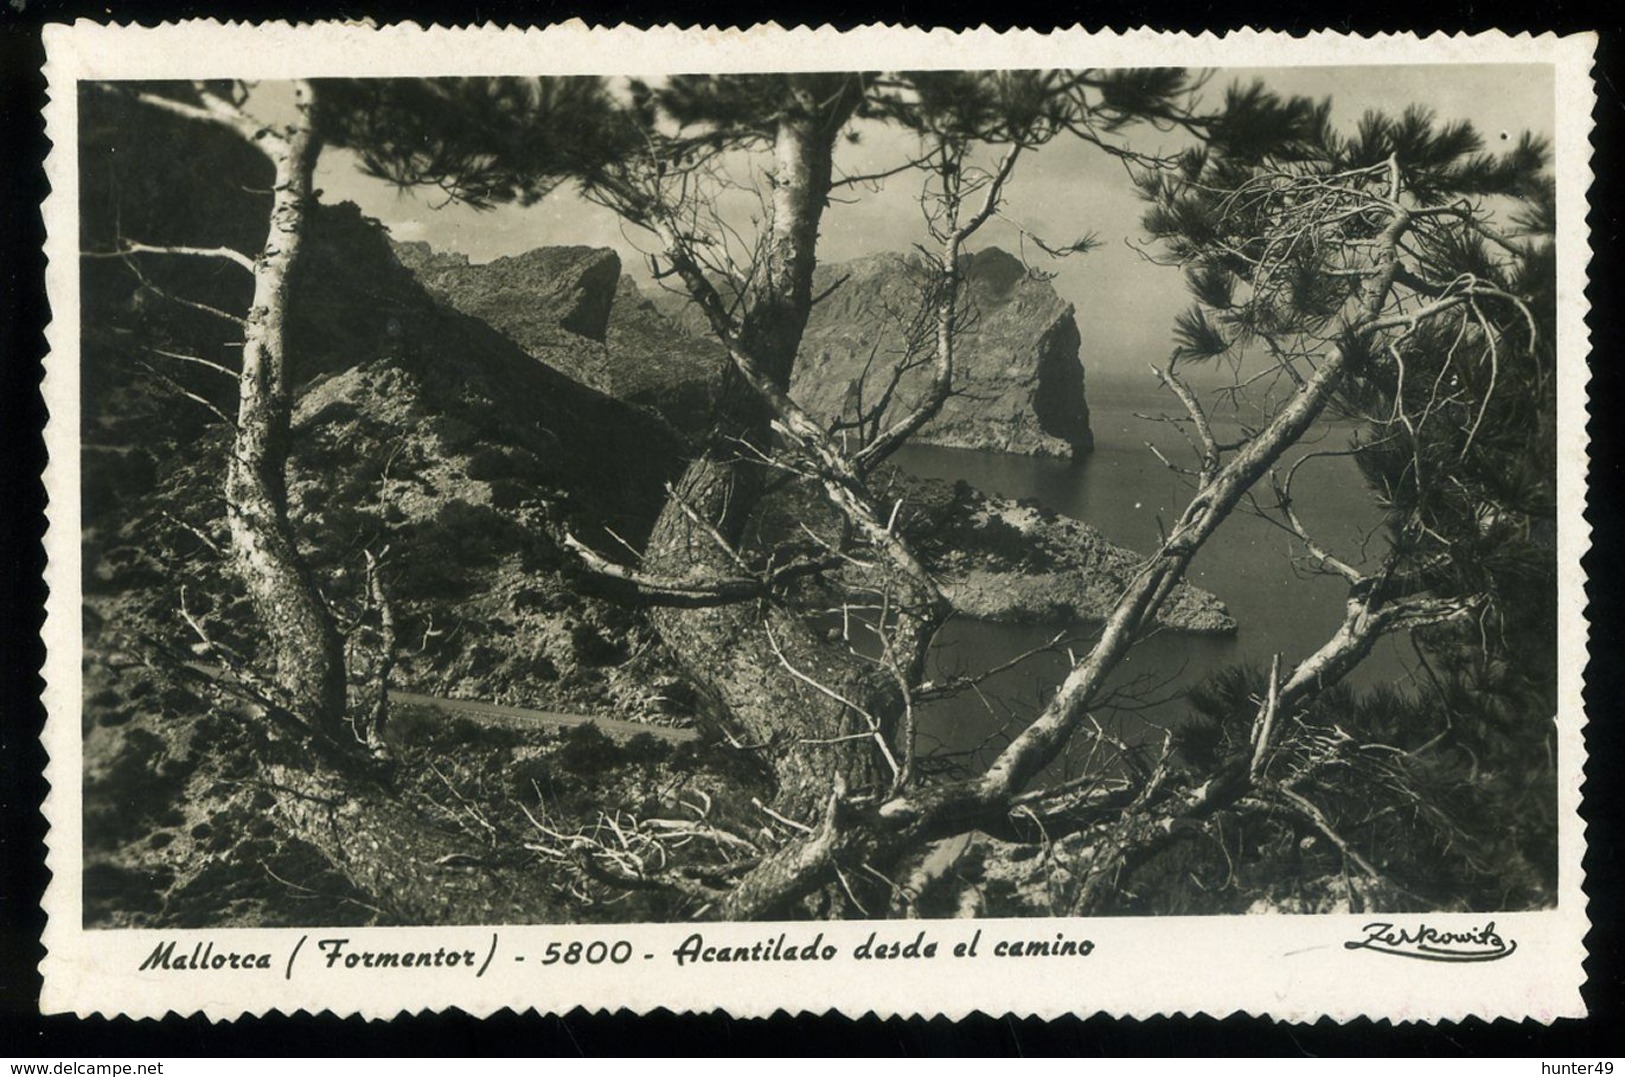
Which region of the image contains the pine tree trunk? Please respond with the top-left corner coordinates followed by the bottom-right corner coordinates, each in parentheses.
top-left (640, 89), bottom-right (898, 819)
top-left (259, 742), bottom-right (562, 923)
top-left (224, 95), bottom-right (347, 735)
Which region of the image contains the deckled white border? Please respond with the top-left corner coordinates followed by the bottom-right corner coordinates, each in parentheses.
top-left (38, 21), bottom-right (1597, 1022)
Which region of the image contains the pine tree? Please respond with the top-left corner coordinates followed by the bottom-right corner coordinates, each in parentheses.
top-left (100, 80), bottom-right (349, 735)
top-left (1136, 99), bottom-right (1557, 909)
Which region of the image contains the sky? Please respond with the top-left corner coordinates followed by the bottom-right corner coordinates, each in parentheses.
top-left (310, 65), bottom-right (1555, 382)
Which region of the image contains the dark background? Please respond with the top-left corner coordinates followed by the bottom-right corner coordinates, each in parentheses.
top-left (2, 1), bottom-right (1620, 1055)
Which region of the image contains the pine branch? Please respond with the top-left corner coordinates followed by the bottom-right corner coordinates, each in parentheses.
top-left (143, 345), bottom-right (239, 380)
top-left (84, 241), bottom-right (256, 274)
top-left (132, 83), bottom-right (283, 150)
top-left (560, 530), bottom-right (836, 608)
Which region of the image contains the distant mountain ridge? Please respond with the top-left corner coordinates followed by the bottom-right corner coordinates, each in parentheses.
top-left (388, 238), bottom-right (1094, 458)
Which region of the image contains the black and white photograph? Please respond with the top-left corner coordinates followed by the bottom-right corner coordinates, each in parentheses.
top-left (33, 22), bottom-right (1595, 1022)
top-left (74, 62), bottom-right (1565, 927)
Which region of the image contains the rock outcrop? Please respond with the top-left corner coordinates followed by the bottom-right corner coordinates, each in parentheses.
top-left (392, 242), bottom-right (627, 393)
top-left (756, 467), bottom-right (1234, 635)
top-left (392, 240), bottom-right (726, 421)
top-left (886, 472), bottom-right (1234, 634)
top-left (393, 241), bottom-right (622, 344)
top-left (929, 496), bottom-right (1234, 633)
top-left (792, 248), bottom-right (1093, 457)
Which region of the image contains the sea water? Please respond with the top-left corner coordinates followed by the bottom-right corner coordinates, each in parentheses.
top-left (893, 375), bottom-right (1413, 774)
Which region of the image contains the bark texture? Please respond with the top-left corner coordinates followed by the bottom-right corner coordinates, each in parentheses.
top-left (641, 79), bottom-right (898, 819)
top-left (223, 86), bottom-right (348, 734)
top-left (263, 743), bottom-right (561, 923)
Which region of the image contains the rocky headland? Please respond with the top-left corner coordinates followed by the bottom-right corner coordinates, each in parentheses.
top-left (929, 494), bottom-right (1233, 632)
top-left (791, 248), bottom-right (1093, 458)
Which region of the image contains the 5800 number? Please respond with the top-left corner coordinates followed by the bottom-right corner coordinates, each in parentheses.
top-left (539, 940), bottom-right (634, 966)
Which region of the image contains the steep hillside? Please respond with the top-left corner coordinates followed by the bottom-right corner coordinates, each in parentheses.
top-left (77, 91), bottom-right (708, 926)
top-left (603, 277), bottom-right (726, 422)
top-left (86, 192), bottom-right (697, 718)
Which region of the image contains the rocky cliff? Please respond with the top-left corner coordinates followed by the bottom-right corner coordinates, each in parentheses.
top-left (792, 248), bottom-right (1093, 457)
top-left (373, 241), bottom-right (1219, 629)
top-left (391, 241), bottom-right (627, 393)
top-left (392, 241), bottom-right (622, 344)
top-left (371, 237), bottom-right (1222, 632)
top-left (77, 91), bottom-right (1225, 930)
top-left (395, 240), bottom-right (1093, 458)
top-left (391, 240), bottom-right (725, 424)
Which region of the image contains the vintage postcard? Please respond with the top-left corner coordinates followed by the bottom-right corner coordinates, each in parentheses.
top-left (38, 22), bottom-right (1595, 1021)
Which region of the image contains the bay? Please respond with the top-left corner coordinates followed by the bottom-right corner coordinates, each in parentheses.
top-left (893, 375), bottom-right (1415, 775)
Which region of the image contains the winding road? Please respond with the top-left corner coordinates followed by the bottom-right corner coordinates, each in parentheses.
top-left (185, 662), bottom-right (697, 743)
top-left (389, 688), bottom-right (697, 744)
